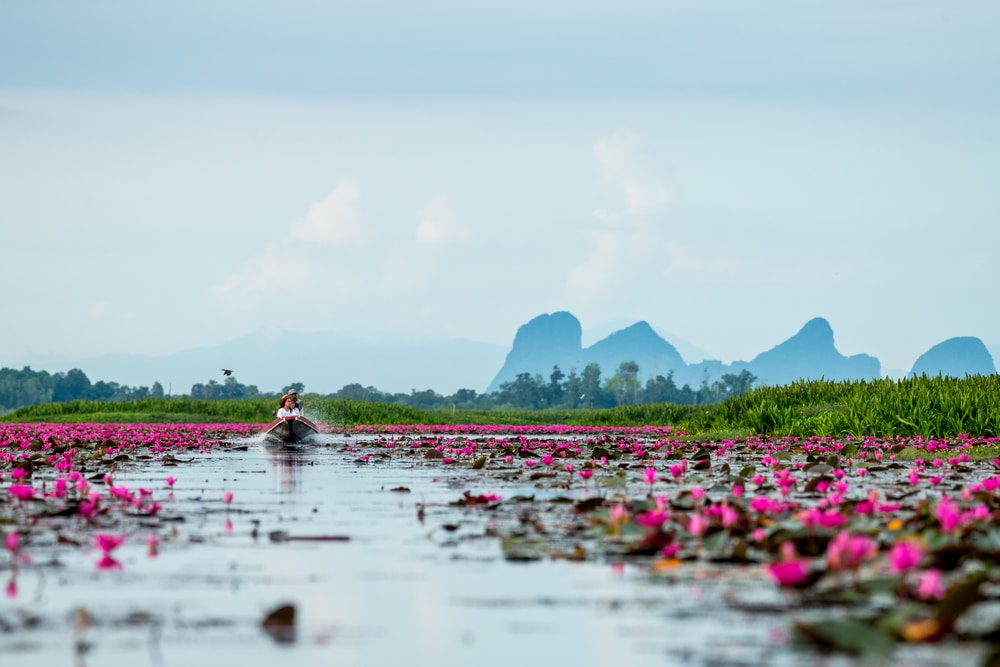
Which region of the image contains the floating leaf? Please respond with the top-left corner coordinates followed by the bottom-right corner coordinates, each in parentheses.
top-left (261, 604), bottom-right (296, 644)
top-left (794, 618), bottom-right (895, 657)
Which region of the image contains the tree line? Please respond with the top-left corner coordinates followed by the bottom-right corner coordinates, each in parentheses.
top-left (0, 363), bottom-right (756, 414)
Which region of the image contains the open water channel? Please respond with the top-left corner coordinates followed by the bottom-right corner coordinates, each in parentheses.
top-left (0, 433), bottom-right (982, 667)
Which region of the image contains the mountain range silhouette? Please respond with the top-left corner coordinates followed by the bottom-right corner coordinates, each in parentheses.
top-left (25, 312), bottom-right (998, 395)
top-left (487, 312), bottom-right (996, 392)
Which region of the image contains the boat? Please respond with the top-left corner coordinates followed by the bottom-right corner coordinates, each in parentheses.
top-left (263, 415), bottom-right (320, 443)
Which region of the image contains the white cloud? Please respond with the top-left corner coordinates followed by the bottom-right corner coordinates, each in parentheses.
top-left (416, 194), bottom-right (468, 247)
top-left (594, 129), bottom-right (672, 217)
top-left (569, 130), bottom-right (672, 298)
top-left (213, 242), bottom-right (324, 296)
top-left (567, 230), bottom-right (621, 297)
top-left (288, 179), bottom-right (367, 245)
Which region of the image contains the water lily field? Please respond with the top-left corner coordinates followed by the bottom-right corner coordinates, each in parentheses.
top-left (3, 420), bottom-right (1000, 666)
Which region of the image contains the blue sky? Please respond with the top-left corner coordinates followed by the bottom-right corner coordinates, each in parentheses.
top-left (2, 0), bottom-right (998, 383)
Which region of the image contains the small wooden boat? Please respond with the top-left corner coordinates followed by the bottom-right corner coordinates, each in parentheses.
top-left (263, 415), bottom-right (320, 443)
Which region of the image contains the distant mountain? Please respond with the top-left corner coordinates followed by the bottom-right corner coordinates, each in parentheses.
top-left (47, 329), bottom-right (507, 395)
top-left (583, 319), bottom-right (713, 364)
top-left (729, 318), bottom-right (881, 386)
top-left (487, 312), bottom-right (697, 393)
top-left (908, 337), bottom-right (997, 378)
top-left (588, 322), bottom-right (688, 381)
top-left (489, 312), bottom-right (882, 392)
top-left (15, 317), bottom-right (996, 398)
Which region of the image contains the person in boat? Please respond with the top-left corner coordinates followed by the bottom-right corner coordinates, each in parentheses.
top-left (276, 395), bottom-right (301, 418)
top-left (281, 390), bottom-right (303, 411)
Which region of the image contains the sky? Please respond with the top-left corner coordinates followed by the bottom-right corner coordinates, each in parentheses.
top-left (2, 0), bottom-right (998, 383)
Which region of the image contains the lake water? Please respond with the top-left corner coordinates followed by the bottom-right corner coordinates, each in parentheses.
top-left (0, 433), bottom-right (984, 667)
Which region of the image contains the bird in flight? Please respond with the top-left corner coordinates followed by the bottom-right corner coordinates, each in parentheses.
top-left (222, 369), bottom-right (233, 376)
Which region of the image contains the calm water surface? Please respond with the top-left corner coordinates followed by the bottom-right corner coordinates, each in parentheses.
top-left (0, 434), bottom-right (981, 667)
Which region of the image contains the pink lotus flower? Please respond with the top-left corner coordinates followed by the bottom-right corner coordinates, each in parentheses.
top-left (609, 503), bottom-right (628, 525)
top-left (7, 484), bottom-right (35, 501)
top-left (223, 491), bottom-right (234, 505)
top-left (768, 542), bottom-right (811, 587)
top-left (934, 497), bottom-right (961, 532)
top-left (826, 532), bottom-right (877, 573)
top-left (688, 513), bottom-right (709, 536)
top-left (635, 509), bottom-right (670, 529)
top-left (95, 534), bottom-right (124, 554)
top-left (889, 539), bottom-right (924, 574)
top-left (4, 532), bottom-right (19, 553)
top-left (720, 505), bottom-right (739, 529)
top-left (165, 476), bottom-right (177, 487)
top-left (577, 470), bottom-right (593, 481)
top-left (916, 569), bottom-right (946, 600)
top-left (643, 467), bottom-right (657, 486)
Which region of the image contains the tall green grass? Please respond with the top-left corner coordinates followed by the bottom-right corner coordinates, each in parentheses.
top-left (3, 374), bottom-right (997, 438)
top-left (712, 374), bottom-right (1000, 438)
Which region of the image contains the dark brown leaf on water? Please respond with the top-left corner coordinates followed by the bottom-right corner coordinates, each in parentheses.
top-left (287, 535), bottom-right (351, 542)
top-left (261, 604), bottom-right (296, 644)
top-left (574, 497), bottom-right (605, 513)
top-left (390, 486), bottom-right (411, 493)
top-left (449, 491), bottom-right (500, 506)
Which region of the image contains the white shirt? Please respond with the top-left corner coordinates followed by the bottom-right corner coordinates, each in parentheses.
top-left (276, 407), bottom-right (301, 417)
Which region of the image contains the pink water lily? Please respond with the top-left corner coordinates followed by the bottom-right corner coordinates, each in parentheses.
top-left (768, 542), bottom-right (811, 588)
top-left (7, 484), bottom-right (36, 501)
top-left (889, 539), bottom-right (924, 574)
top-left (826, 532), bottom-right (878, 573)
top-left (95, 533), bottom-right (125, 554)
top-left (916, 569), bottom-right (946, 600)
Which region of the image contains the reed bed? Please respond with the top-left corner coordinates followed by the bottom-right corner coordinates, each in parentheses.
top-left (3, 374), bottom-right (997, 438)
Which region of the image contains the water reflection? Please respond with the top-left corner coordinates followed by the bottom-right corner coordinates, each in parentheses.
top-left (261, 443), bottom-right (316, 493)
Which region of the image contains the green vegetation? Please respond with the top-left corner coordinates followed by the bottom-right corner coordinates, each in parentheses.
top-left (3, 374), bottom-right (997, 439)
top-left (1, 363), bottom-right (755, 414)
top-left (712, 374), bottom-right (1000, 438)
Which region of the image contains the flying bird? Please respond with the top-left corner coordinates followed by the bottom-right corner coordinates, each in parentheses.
top-left (222, 369), bottom-right (233, 376)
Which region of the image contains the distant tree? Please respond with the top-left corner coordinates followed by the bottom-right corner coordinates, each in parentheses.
top-left (605, 361), bottom-right (641, 406)
top-left (562, 369), bottom-right (582, 408)
top-left (580, 363), bottom-right (605, 408)
top-left (337, 383), bottom-right (386, 402)
top-left (449, 388), bottom-right (480, 409)
top-left (719, 370), bottom-right (757, 397)
top-left (496, 372), bottom-right (545, 409)
top-left (87, 380), bottom-right (119, 402)
top-left (546, 366), bottom-right (566, 408)
top-left (643, 372), bottom-right (680, 404)
top-left (407, 389), bottom-right (444, 410)
top-left (282, 382), bottom-right (306, 395)
top-left (150, 381), bottom-right (165, 399)
top-left (53, 368), bottom-right (91, 403)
